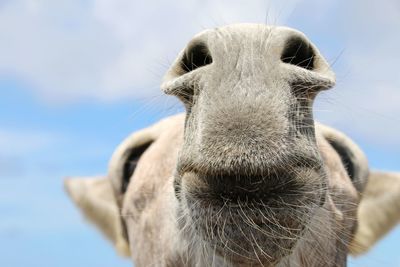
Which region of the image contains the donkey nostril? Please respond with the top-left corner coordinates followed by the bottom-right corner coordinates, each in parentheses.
top-left (281, 36), bottom-right (315, 70)
top-left (181, 42), bottom-right (212, 72)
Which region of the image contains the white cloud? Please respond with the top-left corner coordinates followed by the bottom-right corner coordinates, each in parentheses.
top-left (0, 0), bottom-right (399, 146)
top-left (0, 129), bottom-right (58, 156)
top-left (0, 1), bottom-right (121, 102)
top-left (311, 0), bottom-right (400, 146)
top-left (0, 128), bottom-right (62, 178)
top-left (0, 0), bottom-right (299, 103)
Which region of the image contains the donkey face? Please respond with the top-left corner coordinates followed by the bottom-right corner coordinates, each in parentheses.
top-left (162, 24), bottom-right (337, 264)
top-left (65, 24), bottom-right (400, 267)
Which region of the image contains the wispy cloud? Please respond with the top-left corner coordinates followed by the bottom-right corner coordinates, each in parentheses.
top-left (310, 0), bottom-right (400, 146)
top-left (0, 129), bottom-right (58, 156)
top-left (0, 0), bottom-right (398, 146)
top-left (0, 0), bottom-right (299, 102)
top-left (0, 128), bottom-right (60, 178)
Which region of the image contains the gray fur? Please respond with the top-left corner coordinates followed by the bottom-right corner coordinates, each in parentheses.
top-left (65, 24), bottom-right (400, 267)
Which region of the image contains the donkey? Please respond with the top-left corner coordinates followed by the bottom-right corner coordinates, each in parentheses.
top-left (65, 24), bottom-right (400, 266)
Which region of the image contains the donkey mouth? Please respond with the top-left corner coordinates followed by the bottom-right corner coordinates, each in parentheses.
top-left (178, 169), bottom-right (326, 264)
top-left (178, 167), bottom-right (325, 206)
top-left (178, 168), bottom-right (326, 236)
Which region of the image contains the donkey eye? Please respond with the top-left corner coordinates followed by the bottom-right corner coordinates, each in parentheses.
top-left (181, 42), bottom-right (212, 73)
top-left (281, 36), bottom-right (315, 70)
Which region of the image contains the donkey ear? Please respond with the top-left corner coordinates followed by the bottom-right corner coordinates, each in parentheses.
top-left (349, 171), bottom-right (400, 255)
top-left (108, 114), bottom-right (184, 205)
top-left (64, 176), bottom-right (130, 257)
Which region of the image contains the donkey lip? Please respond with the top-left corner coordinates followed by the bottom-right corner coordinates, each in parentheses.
top-left (179, 167), bottom-right (326, 216)
top-left (181, 170), bottom-right (305, 199)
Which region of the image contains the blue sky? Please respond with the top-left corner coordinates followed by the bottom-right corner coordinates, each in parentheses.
top-left (0, 1), bottom-right (399, 266)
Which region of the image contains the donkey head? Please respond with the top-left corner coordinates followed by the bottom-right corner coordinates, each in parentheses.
top-left (65, 24), bottom-right (400, 267)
